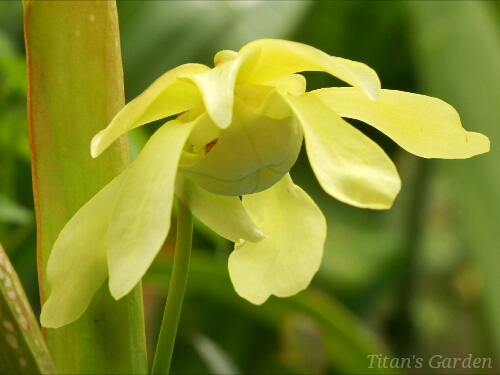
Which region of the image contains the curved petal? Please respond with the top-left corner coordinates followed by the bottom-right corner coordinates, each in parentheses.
top-left (239, 39), bottom-right (380, 100)
top-left (233, 75), bottom-right (305, 118)
top-left (249, 75), bottom-right (307, 120)
top-left (228, 173), bottom-right (326, 305)
top-left (284, 92), bottom-right (401, 209)
top-left (266, 74), bottom-right (306, 96)
top-left (91, 63), bottom-right (209, 157)
top-left (313, 88), bottom-right (490, 159)
top-left (40, 170), bottom-right (129, 328)
top-left (175, 174), bottom-right (266, 243)
top-left (107, 119), bottom-right (195, 299)
top-left (179, 48), bottom-right (260, 129)
top-left (255, 88), bottom-right (294, 119)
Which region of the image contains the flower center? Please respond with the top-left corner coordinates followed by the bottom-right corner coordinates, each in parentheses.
top-left (179, 98), bottom-right (303, 196)
top-left (205, 139), bottom-right (218, 154)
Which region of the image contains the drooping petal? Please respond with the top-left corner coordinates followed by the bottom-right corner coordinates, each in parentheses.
top-left (175, 174), bottom-right (266, 243)
top-left (228, 173), bottom-right (326, 305)
top-left (284, 92), bottom-right (401, 209)
top-left (313, 88), bottom-right (490, 159)
top-left (239, 39), bottom-right (380, 100)
top-left (107, 119), bottom-right (195, 299)
top-left (40, 170), bottom-right (129, 328)
top-left (179, 48), bottom-right (260, 129)
top-left (91, 64), bottom-right (209, 157)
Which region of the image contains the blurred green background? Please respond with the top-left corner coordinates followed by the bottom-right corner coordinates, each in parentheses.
top-left (1, 1), bottom-right (499, 374)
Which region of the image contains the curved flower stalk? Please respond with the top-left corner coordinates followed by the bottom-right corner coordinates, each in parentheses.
top-left (40, 39), bottom-right (489, 328)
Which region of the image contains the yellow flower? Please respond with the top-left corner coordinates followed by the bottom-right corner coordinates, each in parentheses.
top-left (40, 39), bottom-right (489, 328)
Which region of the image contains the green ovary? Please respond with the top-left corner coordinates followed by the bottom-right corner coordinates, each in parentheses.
top-left (179, 98), bottom-right (303, 196)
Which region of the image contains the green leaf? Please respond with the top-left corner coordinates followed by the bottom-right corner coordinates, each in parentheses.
top-left (407, 1), bottom-right (500, 359)
top-left (24, 1), bottom-right (147, 373)
top-left (0, 243), bottom-right (56, 374)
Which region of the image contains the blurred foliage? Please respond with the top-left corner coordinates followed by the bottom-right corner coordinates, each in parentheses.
top-left (0, 2), bottom-right (38, 320)
top-left (407, 1), bottom-right (500, 367)
top-left (0, 243), bottom-right (55, 374)
top-left (0, 1), bottom-right (498, 374)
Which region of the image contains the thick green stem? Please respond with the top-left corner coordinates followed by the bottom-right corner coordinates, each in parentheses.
top-left (152, 200), bottom-right (193, 374)
top-left (24, 1), bottom-right (147, 372)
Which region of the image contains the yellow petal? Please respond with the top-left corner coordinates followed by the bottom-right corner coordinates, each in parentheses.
top-left (40, 170), bottom-right (129, 328)
top-left (214, 50), bottom-right (238, 66)
top-left (284, 92), bottom-right (401, 209)
top-left (255, 88), bottom-right (294, 119)
top-left (175, 174), bottom-right (266, 243)
top-left (313, 88), bottom-right (490, 159)
top-left (91, 63), bottom-right (209, 158)
top-left (179, 48), bottom-right (260, 129)
top-left (233, 75), bottom-right (305, 118)
top-left (245, 75), bottom-right (307, 120)
top-left (266, 73), bottom-right (307, 96)
top-left (107, 119), bottom-right (195, 299)
top-left (239, 39), bottom-right (380, 100)
top-left (234, 84), bottom-right (274, 111)
top-left (228, 173), bottom-right (326, 304)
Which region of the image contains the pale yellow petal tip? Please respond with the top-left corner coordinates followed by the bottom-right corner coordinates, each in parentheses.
top-left (90, 130), bottom-right (106, 158)
top-left (339, 58), bottom-right (381, 100)
top-left (368, 200), bottom-right (394, 210)
top-left (366, 84), bottom-right (380, 101)
top-left (230, 281), bottom-right (270, 305)
top-left (315, 166), bottom-right (400, 211)
top-left (234, 284), bottom-right (306, 306)
top-left (365, 71), bottom-right (381, 101)
top-left (243, 293), bottom-right (269, 306)
top-left (467, 132), bottom-right (490, 157)
top-left (214, 50), bottom-right (238, 66)
top-left (344, 200), bottom-right (394, 211)
top-left (209, 107), bottom-right (233, 130)
top-left (332, 184), bottom-right (399, 211)
top-left (108, 276), bottom-right (135, 301)
top-left (39, 308), bottom-right (56, 329)
top-left (40, 297), bottom-right (77, 329)
top-left (254, 228), bottom-right (268, 241)
top-left (483, 137), bottom-right (491, 153)
top-left (244, 228), bottom-right (268, 243)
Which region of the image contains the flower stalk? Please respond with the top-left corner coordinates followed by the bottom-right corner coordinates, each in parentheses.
top-left (152, 200), bottom-right (193, 374)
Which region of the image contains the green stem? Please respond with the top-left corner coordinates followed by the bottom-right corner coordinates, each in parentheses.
top-left (152, 200), bottom-right (193, 374)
